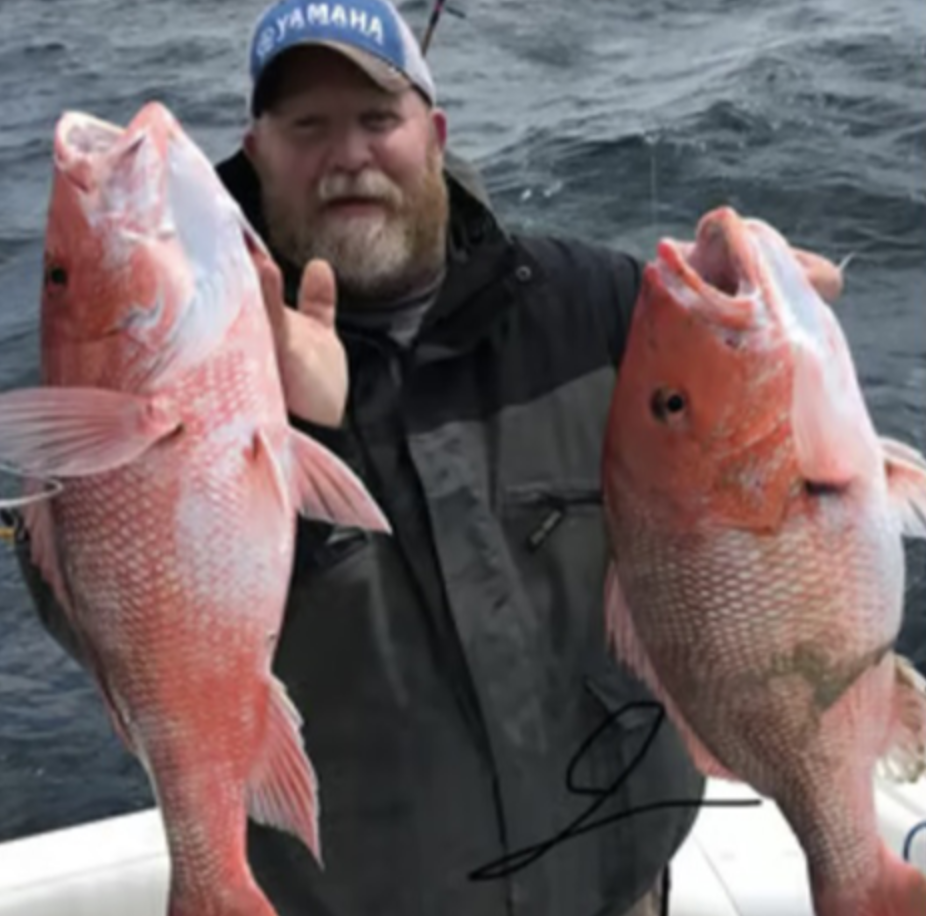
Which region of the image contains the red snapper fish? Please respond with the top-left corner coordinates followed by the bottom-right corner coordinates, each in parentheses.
top-left (0, 102), bottom-right (389, 916)
top-left (602, 206), bottom-right (926, 916)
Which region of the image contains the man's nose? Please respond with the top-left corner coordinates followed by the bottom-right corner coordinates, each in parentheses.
top-left (327, 126), bottom-right (373, 173)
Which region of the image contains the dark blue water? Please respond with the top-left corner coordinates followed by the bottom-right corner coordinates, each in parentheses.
top-left (0, 0), bottom-right (923, 842)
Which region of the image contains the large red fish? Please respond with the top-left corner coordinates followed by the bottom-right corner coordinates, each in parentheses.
top-left (0, 102), bottom-right (389, 916)
top-left (602, 207), bottom-right (926, 916)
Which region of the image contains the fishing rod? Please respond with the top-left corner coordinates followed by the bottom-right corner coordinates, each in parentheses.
top-left (420, 0), bottom-right (467, 57)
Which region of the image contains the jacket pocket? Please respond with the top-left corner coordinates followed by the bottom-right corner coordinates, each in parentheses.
top-left (497, 482), bottom-right (610, 699)
top-left (500, 482), bottom-right (603, 553)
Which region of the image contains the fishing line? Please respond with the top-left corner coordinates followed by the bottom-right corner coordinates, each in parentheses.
top-left (649, 136), bottom-right (659, 239)
top-left (0, 461), bottom-right (64, 517)
top-left (420, 0), bottom-right (467, 57)
top-left (837, 252), bottom-right (856, 273)
top-left (903, 819), bottom-right (926, 863)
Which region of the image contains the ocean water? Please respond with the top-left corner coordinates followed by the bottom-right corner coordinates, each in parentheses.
top-left (0, 0), bottom-right (923, 841)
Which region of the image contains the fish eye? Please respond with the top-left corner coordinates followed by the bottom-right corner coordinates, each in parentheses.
top-left (651, 388), bottom-right (687, 422)
top-left (45, 265), bottom-right (69, 287)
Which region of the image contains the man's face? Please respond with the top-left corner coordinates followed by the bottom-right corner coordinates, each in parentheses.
top-left (246, 48), bottom-right (449, 302)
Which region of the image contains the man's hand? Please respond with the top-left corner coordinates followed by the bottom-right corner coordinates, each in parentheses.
top-left (793, 247), bottom-right (844, 304)
top-left (253, 247), bottom-right (347, 428)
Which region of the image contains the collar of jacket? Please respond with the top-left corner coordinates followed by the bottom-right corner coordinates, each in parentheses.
top-left (215, 149), bottom-right (534, 363)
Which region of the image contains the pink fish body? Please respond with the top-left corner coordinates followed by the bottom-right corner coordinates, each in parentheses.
top-left (602, 207), bottom-right (926, 916)
top-left (0, 103), bottom-right (389, 916)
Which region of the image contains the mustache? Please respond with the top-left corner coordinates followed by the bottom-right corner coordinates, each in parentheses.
top-left (317, 171), bottom-right (403, 207)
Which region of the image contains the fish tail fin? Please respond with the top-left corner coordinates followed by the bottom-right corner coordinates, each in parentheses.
top-left (877, 655), bottom-right (926, 783)
top-left (246, 675), bottom-right (322, 865)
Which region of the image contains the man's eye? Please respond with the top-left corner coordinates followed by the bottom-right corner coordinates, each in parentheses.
top-left (363, 112), bottom-right (397, 130)
top-left (290, 118), bottom-right (325, 134)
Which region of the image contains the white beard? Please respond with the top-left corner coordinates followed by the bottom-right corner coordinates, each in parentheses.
top-left (258, 151), bottom-right (448, 301)
top-left (309, 209), bottom-right (413, 296)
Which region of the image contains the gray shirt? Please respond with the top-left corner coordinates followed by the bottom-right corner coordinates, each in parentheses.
top-left (339, 270), bottom-right (445, 348)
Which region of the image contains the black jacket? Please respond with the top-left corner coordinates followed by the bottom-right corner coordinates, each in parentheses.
top-left (218, 150), bottom-right (704, 916)
top-left (18, 150), bottom-right (704, 916)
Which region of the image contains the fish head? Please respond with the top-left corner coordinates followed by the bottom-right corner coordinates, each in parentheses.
top-left (604, 206), bottom-right (878, 533)
top-left (41, 102), bottom-right (258, 391)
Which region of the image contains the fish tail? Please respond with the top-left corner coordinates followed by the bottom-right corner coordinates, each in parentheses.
top-left (168, 878), bottom-right (279, 916)
top-left (812, 844), bottom-right (926, 916)
top-left (874, 843), bottom-right (926, 916)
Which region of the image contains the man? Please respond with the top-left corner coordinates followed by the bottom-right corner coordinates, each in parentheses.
top-left (16, 0), bottom-right (843, 913)
top-left (220, 4), bottom-right (700, 914)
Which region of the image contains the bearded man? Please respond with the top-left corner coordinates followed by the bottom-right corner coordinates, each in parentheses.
top-left (217, 12), bottom-right (697, 908)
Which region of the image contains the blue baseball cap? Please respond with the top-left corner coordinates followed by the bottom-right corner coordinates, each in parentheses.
top-left (248, 0), bottom-right (437, 115)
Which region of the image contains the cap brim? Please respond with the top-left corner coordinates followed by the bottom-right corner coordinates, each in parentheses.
top-left (315, 40), bottom-right (412, 94)
top-left (252, 39), bottom-right (412, 114)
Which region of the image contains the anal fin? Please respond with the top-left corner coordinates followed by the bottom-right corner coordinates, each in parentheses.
top-left (246, 676), bottom-right (322, 864)
top-left (877, 654), bottom-right (926, 783)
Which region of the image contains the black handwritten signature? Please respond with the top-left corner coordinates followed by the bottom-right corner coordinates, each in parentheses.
top-left (468, 700), bottom-right (760, 881)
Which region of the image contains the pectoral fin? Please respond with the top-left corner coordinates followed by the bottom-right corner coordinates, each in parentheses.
top-left (0, 387), bottom-right (181, 482)
top-left (790, 314), bottom-right (882, 488)
top-left (882, 437), bottom-right (926, 539)
top-left (285, 429), bottom-right (391, 533)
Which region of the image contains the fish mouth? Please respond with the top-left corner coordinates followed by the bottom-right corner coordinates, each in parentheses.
top-left (655, 206), bottom-right (763, 331)
top-left (56, 113), bottom-right (124, 161)
top-left (54, 112), bottom-right (126, 191)
top-left (53, 103), bottom-right (178, 193)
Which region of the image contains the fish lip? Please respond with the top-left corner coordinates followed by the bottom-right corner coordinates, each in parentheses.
top-left (53, 112), bottom-right (125, 190)
top-left (693, 206), bottom-right (761, 288)
top-left (654, 207), bottom-right (763, 331)
top-left (53, 104), bottom-right (173, 193)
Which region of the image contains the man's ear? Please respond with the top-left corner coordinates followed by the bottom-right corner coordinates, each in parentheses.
top-left (431, 108), bottom-right (448, 151)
